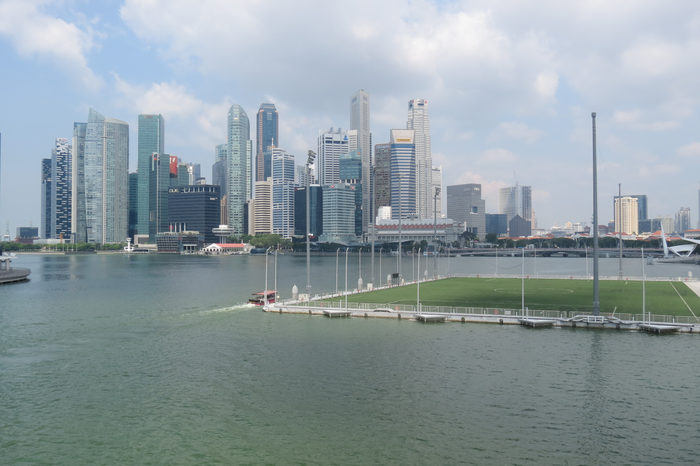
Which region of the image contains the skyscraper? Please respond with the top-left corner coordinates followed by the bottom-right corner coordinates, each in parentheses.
top-left (613, 194), bottom-right (647, 231)
top-left (407, 99), bottom-right (432, 219)
top-left (51, 138), bottom-right (72, 239)
top-left (71, 122), bottom-right (87, 242)
top-left (41, 158), bottom-right (52, 239)
top-left (374, 143), bottom-right (391, 221)
top-left (390, 129), bottom-right (416, 220)
top-left (84, 108), bottom-right (129, 243)
top-left (128, 172), bottom-right (138, 240)
top-left (498, 185), bottom-right (532, 225)
top-left (446, 184), bottom-right (485, 239)
top-left (350, 90), bottom-right (371, 233)
top-left (215, 143), bottom-right (228, 163)
top-left (271, 148), bottom-right (295, 239)
top-left (319, 184), bottom-right (357, 243)
top-left (294, 185), bottom-right (323, 238)
top-left (614, 196), bottom-right (639, 234)
top-left (137, 115), bottom-right (165, 238)
top-left (168, 185), bottom-right (221, 243)
top-left (675, 207), bottom-right (691, 234)
top-left (227, 104), bottom-right (252, 235)
top-left (256, 103), bottom-right (279, 183)
top-left (149, 154), bottom-right (178, 240)
top-left (251, 179), bottom-right (272, 235)
top-left (339, 150), bottom-right (363, 236)
top-left (317, 128), bottom-right (348, 185)
top-left (431, 166), bottom-right (443, 218)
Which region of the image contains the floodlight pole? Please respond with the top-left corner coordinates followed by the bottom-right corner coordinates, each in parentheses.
top-left (592, 112), bottom-right (600, 316)
top-left (417, 248), bottom-right (421, 312)
top-left (305, 150), bottom-right (315, 295)
top-left (618, 182), bottom-right (623, 281)
top-left (434, 187), bottom-right (440, 278)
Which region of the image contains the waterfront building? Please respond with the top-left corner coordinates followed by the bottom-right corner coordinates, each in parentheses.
top-left (446, 184), bottom-right (486, 239)
top-left (499, 185), bottom-right (532, 227)
top-left (51, 138), bottom-right (72, 240)
top-left (272, 148), bottom-right (295, 239)
top-left (374, 218), bottom-right (460, 246)
top-left (155, 231), bottom-right (204, 253)
top-left (614, 196), bottom-right (639, 234)
top-left (389, 129), bottom-right (416, 220)
top-left (294, 185), bottom-right (323, 238)
top-left (675, 207), bottom-right (691, 234)
top-left (128, 172), bottom-right (138, 240)
top-left (350, 89), bottom-right (371, 233)
top-left (40, 158), bottom-right (52, 238)
top-left (317, 127), bottom-right (348, 185)
top-left (137, 114), bottom-right (165, 238)
top-left (638, 218), bottom-right (652, 234)
top-left (431, 166), bottom-right (443, 218)
top-left (227, 104), bottom-right (252, 235)
top-left (374, 143), bottom-right (391, 221)
top-left (168, 185), bottom-right (221, 244)
top-left (84, 108), bottom-right (129, 243)
top-left (509, 215), bottom-right (531, 238)
top-left (339, 150), bottom-right (363, 237)
top-left (319, 183), bottom-right (357, 243)
top-left (485, 213), bottom-right (508, 236)
top-left (71, 122), bottom-right (87, 242)
top-left (250, 179), bottom-right (272, 235)
top-left (149, 154), bottom-right (178, 241)
top-left (407, 99), bottom-right (432, 219)
top-left (256, 103), bottom-right (279, 183)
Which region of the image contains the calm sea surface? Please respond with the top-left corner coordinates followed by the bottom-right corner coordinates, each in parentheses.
top-left (1, 253), bottom-right (699, 465)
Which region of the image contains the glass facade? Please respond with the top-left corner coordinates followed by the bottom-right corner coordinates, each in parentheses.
top-left (319, 184), bottom-right (357, 243)
top-left (168, 185), bottom-right (221, 244)
top-left (137, 115), bottom-right (165, 237)
top-left (41, 158), bottom-right (52, 239)
top-left (389, 129), bottom-right (416, 220)
top-left (256, 103), bottom-right (278, 183)
top-left (272, 149), bottom-right (295, 238)
top-left (227, 104), bottom-right (252, 235)
top-left (446, 184), bottom-right (485, 239)
top-left (374, 143), bottom-right (391, 222)
top-left (128, 172), bottom-right (138, 240)
top-left (149, 154), bottom-right (178, 241)
top-left (51, 138), bottom-right (72, 239)
top-left (294, 185), bottom-right (323, 238)
top-left (71, 122), bottom-right (87, 242)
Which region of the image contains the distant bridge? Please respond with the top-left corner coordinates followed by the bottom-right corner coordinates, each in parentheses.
top-left (453, 248), bottom-right (666, 258)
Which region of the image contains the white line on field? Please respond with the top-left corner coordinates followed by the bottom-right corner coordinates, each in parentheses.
top-left (670, 282), bottom-right (700, 322)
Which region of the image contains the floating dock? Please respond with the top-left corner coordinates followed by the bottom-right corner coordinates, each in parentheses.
top-left (415, 314), bottom-right (446, 323)
top-left (639, 324), bottom-right (681, 334)
top-left (519, 318), bottom-right (556, 328)
top-left (323, 310), bottom-right (352, 317)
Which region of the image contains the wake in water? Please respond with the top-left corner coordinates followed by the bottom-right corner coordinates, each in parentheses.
top-left (198, 303), bottom-right (257, 315)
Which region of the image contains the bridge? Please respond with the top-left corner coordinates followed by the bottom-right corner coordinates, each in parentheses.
top-left (452, 248), bottom-right (666, 258)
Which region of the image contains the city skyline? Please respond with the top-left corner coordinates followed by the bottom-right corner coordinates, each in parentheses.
top-left (3, 1), bottom-right (700, 231)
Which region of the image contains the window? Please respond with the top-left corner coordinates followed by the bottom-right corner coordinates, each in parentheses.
top-left (471, 206), bottom-right (478, 214)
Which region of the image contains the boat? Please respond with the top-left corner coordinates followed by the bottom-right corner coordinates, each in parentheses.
top-left (249, 291), bottom-right (277, 305)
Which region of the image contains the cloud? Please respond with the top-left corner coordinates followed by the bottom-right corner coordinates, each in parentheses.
top-left (677, 142), bottom-right (700, 158)
top-left (613, 109), bottom-right (680, 131)
top-left (478, 148), bottom-right (518, 165)
top-left (489, 122), bottom-right (543, 144)
top-left (0, 0), bottom-right (101, 89)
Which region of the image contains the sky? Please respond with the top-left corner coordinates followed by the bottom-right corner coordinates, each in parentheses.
top-left (2, 0), bottom-right (700, 234)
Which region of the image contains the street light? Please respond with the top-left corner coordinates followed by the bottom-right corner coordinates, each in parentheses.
top-left (434, 187), bottom-right (440, 278)
top-left (379, 247), bottom-right (383, 287)
top-left (306, 150), bottom-right (316, 295)
top-left (264, 246), bottom-right (272, 306)
top-left (274, 247), bottom-right (278, 301)
top-left (395, 172), bottom-right (406, 284)
top-left (417, 248), bottom-right (421, 312)
top-left (412, 247), bottom-right (416, 283)
top-left (345, 247), bottom-right (350, 309)
top-left (336, 247), bottom-right (340, 295)
top-left (358, 247), bottom-right (363, 291)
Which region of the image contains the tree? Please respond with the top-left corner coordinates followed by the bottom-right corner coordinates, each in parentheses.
top-left (485, 233), bottom-right (498, 244)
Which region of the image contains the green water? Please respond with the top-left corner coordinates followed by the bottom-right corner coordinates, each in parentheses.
top-left (1, 254), bottom-right (699, 464)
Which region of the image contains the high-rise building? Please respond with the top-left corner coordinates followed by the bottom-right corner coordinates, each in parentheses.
top-left (317, 128), bottom-right (348, 185)
top-left (407, 99), bottom-right (432, 219)
top-left (227, 104), bottom-right (252, 235)
top-left (319, 183), bottom-right (357, 243)
top-left (212, 160), bottom-right (227, 191)
top-left (431, 166), bottom-right (443, 219)
top-left (374, 143), bottom-right (391, 221)
top-left (295, 164), bottom-right (315, 187)
top-left (271, 148), bottom-right (295, 239)
top-left (187, 163), bottom-right (201, 185)
top-left (137, 115), bottom-right (164, 238)
top-left (84, 108), bottom-right (129, 243)
top-left (294, 185), bottom-right (323, 238)
top-left (215, 143), bottom-right (228, 163)
top-left (499, 185), bottom-right (532, 226)
top-left (251, 178), bottom-right (272, 235)
top-left (485, 213), bottom-right (508, 236)
top-left (614, 196), bottom-right (639, 234)
top-left (149, 154), bottom-right (179, 240)
top-left (40, 158), bottom-right (52, 239)
top-left (350, 90), bottom-right (371, 233)
top-left (256, 103), bottom-right (279, 183)
top-left (128, 172), bottom-right (138, 240)
top-left (389, 129), bottom-right (416, 220)
top-left (168, 185), bottom-right (221, 244)
top-left (339, 150), bottom-right (363, 237)
top-left (51, 138), bottom-right (72, 239)
top-left (446, 184), bottom-right (486, 239)
top-left (675, 207), bottom-right (691, 234)
top-left (71, 122), bottom-right (87, 242)
top-left (613, 194), bottom-right (647, 232)
top-left (509, 215), bottom-right (531, 238)
top-left (176, 162), bottom-right (189, 186)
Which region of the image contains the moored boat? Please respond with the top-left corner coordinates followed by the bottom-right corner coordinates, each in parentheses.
top-left (249, 291), bottom-right (277, 305)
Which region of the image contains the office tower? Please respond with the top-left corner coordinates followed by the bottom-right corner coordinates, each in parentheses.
top-left (374, 143), bottom-right (391, 221)
top-left (317, 127), bottom-right (348, 185)
top-left (174, 162), bottom-right (187, 186)
top-left (339, 150), bottom-right (363, 237)
top-left (71, 122), bottom-right (87, 242)
top-left (255, 103), bottom-right (279, 183)
top-left (51, 138), bottom-right (72, 239)
top-left (128, 172), bottom-right (138, 240)
top-left (509, 215), bottom-right (531, 237)
top-left (271, 148), bottom-right (295, 239)
top-left (295, 164), bottom-right (315, 187)
top-left (294, 185), bottom-right (323, 237)
top-left (613, 194), bottom-right (647, 231)
top-left (407, 99), bottom-right (432, 219)
top-left (137, 115), bottom-right (164, 238)
top-left (168, 185), bottom-right (221, 243)
top-left (252, 179), bottom-right (272, 235)
top-left (41, 158), bottom-right (52, 238)
top-left (389, 129), bottom-right (416, 220)
top-left (84, 109), bottom-right (129, 243)
top-left (212, 160), bottom-right (227, 191)
top-left (215, 143), bottom-right (228, 163)
top-left (350, 90), bottom-right (371, 233)
top-left (485, 213), bottom-right (508, 236)
top-left (319, 184), bottom-right (357, 243)
top-left (149, 154), bottom-right (178, 240)
top-left (187, 163), bottom-right (201, 185)
top-left (431, 166), bottom-right (443, 218)
top-left (446, 184), bottom-right (486, 239)
top-left (675, 207), bottom-right (691, 234)
top-left (227, 104), bottom-right (252, 235)
top-left (498, 185), bottom-right (532, 225)
top-left (614, 196), bottom-right (639, 234)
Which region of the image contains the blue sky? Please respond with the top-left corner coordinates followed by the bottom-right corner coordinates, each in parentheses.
top-left (2, 0), bottom-right (700, 233)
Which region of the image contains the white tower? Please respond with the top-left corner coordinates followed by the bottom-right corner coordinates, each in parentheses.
top-left (407, 99), bottom-right (432, 219)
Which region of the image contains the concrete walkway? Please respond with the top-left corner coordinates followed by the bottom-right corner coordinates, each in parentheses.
top-left (685, 280), bottom-right (700, 298)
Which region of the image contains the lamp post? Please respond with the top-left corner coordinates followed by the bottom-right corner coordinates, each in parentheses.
top-left (358, 248), bottom-right (362, 291)
top-left (306, 150), bottom-right (316, 295)
top-left (274, 247), bottom-right (278, 301)
top-left (396, 173), bottom-right (406, 284)
top-left (345, 248), bottom-right (350, 309)
top-left (434, 187), bottom-right (440, 278)
top-left (417, 248), bottom-right (421, 312)
top-left (412, 247), bottom-right (416, 283)
top-left (379, 247), bottom-right (383, 287)
top-left (592, 112), bottom-right (600, 316)
top-left (264, 246), bottom-right (272, 306)
top-left (521, 247), bottom-right (525, 316)
top-left (336, 248), bottom-right (340, 295)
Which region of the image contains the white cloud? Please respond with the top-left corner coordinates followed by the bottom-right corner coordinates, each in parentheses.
top-left (0, 0), bottom-right (101, 89)
top-left (677, 142), bottom-right (700, 158)
top-left (489, 122), bottom-right (543, 144)
top-left (613, 109), bottom-right (680, 131)
top-left (478, 148), bottom-right (518, 165)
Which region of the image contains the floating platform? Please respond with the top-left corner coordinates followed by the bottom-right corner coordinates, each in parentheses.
top-left (639, 324), bottom-right (682, 334)
top-left (323, 310), bottom-right (352, 317)
top-left (0, 267), bottom-right (31, 284)
top-left (415, 314), bottom-right (446, 323)
top-left (519, 318), bottom-right (557, 328)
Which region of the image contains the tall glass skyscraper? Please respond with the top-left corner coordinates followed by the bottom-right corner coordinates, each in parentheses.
top-left (498, 185), bottom-right (532, 225)
top-left (227, 104), bottom-right (252, 234)
top-left (390, 129), bottom-right (416, 220)
top-left (350, 90), bottom-right (371, 234)
top-left (41, 158), bottom-right (52, 239)
top-left (84, 108), bottom-right (129, 243)
top-left (138, 114), bottom-right (165, 238)
top-left (271, 148), bottom-right (295, 239)
top-left (128, 172), bottom-right (138, 240)
top-left (256, 103), bottom-right (279, 183)
top-left (317, 128), bottom-right (348, 185)
top-left (71, 122), bottom-right (87, 242)
top-left (51, 138), bottom-right (72, 239)
top-left (407, 99), bottom-right (431, 219)
top-left (374, 143), bottom-right (391, 222)
top-left (149, 154), bottom-right (178, 241)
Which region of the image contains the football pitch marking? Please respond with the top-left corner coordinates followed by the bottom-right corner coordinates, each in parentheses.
top-left (669, 282), bottom-right (699, 321)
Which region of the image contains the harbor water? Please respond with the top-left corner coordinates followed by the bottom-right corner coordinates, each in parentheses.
top-left (1, 253), bottom-right (699, 464)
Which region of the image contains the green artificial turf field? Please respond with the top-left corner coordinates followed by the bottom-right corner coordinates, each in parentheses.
top-left (332, 277), bottom-right (700, 317)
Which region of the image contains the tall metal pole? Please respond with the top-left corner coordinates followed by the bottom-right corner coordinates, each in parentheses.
top-left (522, 247), bottom-right (525, 316)
top-left (434, 187), bottom-right (440, 278)
top-left (412, 247), bottom-right (415, 282)
top-left (417, 248), bottom-right (421, 312)
top-left (642, 247), bottom-right (646, 323)
top-left (397, 173), bottom-right (405, 284)
top-left (379, 248), bottom-right (383, 287)
top-left (358, 248), bottom-right (362, 291)
top-left (371, 168), bottom-right (375, 288)
top-left (264, 246), bottom-right (272, 306)
top-left (618, 182), bottom-right (623, 280)
top-left (274, 247), bottom-right (278, 300)
top-left (592, 112), bottom-right (600, 316)
top-left (306, 165), bottom-right (311, 294)
top-left (336, 248), bottom-right (340, 294)
top-left (345, 248), bottom-right (349, 309)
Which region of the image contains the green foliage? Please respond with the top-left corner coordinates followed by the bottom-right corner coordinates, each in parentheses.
top-left (485, 233), bottom-right (498, 243)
